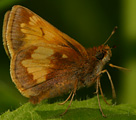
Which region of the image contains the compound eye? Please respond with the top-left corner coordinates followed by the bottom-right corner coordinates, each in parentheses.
top-left (96, 52), bottom-right (105, 60)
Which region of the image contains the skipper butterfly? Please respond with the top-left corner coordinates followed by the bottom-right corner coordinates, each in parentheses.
top-left (3, 5), bottom-right (128, 117)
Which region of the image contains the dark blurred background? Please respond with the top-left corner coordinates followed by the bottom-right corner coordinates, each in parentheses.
top-left (0, 0), bottom-right (136, 115)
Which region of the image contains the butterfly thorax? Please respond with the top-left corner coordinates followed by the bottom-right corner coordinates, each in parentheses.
top-left (80, 45), bottom-right (112, 87)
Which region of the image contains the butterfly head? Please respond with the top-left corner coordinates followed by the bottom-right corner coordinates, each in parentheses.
top-left (95, 45), bottom-right (112, 65)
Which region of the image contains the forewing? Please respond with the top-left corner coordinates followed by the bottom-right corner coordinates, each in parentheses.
top-left (5, 5), bottom-right (88, 58)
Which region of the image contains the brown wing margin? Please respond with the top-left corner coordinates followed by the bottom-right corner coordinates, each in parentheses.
top-left (3, 11), bottom-right (11, 58)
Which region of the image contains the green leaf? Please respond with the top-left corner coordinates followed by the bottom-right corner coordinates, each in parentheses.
top-left (0, 96), bottom-right (136, 120)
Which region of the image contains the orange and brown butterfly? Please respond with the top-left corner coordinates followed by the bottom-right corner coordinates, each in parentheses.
top-left (3, 5), bottom-right (124, 117)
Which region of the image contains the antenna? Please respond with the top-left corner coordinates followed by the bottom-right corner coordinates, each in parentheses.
top-left (109, 63), bottom-right (131, 71)
top-left (103, 26), bottom-right (118, 45)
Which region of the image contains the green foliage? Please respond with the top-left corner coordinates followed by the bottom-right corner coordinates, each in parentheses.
top-left (0, 96), bottom-right (136, 120)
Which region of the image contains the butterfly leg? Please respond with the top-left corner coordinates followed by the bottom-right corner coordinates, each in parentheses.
top-left (95, 69), bottom-right (117, 117)
top-left (96, 69), bottom-right (116, 104)
top-left (60, 79), bottom-right (78, 116)
top-left (96, 76), bottom-right (106, 117)
top-left (98, 80), bottom-right (111, 105)
top-left (59, 90), bottom-right (73, 105)
top-left (98, 69), bottom-right (116, 100)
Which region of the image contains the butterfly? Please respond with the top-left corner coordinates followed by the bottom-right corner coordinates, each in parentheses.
top-left (3, 5), bottom-right (127, 117)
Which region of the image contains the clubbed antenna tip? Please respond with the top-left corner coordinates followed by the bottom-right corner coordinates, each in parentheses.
top-left (103, 26), bottom-right (118, 45)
